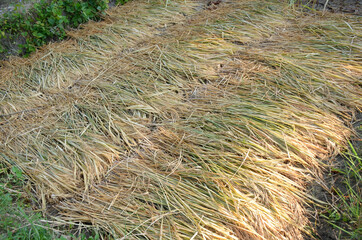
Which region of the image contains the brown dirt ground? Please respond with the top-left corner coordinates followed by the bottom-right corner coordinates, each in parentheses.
top-left (307, 111), bottom-right (361, 240)
top-left (301, 0), bottom-right (362, 15)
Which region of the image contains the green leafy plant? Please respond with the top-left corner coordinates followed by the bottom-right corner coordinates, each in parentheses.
top-left (0, 0), bottom-right (128, 57)
top-left (115, 0), bottom-right (128, 4)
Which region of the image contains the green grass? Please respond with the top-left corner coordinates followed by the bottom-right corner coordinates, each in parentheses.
top-left (0, 163), bottom-right (53, 240)
top-left (0, 164), bottom-right (102, 240)
top-left (320, 142), bottom-right (361, 239)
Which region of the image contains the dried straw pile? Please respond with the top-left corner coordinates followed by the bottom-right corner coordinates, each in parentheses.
top-left (0, 0), bottom-right (361, 239)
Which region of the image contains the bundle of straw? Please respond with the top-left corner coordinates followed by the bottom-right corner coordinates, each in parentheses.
top-left (0, 0), bottom-right (361, 239)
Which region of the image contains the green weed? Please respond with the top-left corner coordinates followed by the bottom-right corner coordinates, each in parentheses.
top-left (321, 142), bottom-right (361, 239)
top-left (0, 163), bottom-right (103, 240)
top-left (0, 163), bottom-right (52, 239)
top-left (0, 0), bottom-right (129, 57)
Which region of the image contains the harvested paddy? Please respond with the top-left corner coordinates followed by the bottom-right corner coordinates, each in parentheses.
top-left (0, 0), bottom-right (361, 239)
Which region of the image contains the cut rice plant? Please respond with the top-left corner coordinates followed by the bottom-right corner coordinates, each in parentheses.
top-left (0, 0), bottom-right (361, 239)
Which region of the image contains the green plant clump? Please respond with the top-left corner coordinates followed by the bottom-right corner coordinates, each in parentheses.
top-left (0, 163), bottom-right (52, 240)
top-left (321, 142), bottom-right (361, 239)
top-left (0, 0), bottom-right (128, 57)
top-left (0, 163), bottom-right (102, 240)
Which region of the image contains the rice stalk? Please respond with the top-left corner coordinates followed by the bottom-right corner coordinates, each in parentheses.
top-left (0, 0), bottom-right (361, 239)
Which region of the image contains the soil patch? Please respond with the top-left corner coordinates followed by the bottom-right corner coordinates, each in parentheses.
top-left (302, 0), bottom-right (362, 15)
top-left (307, 112), bottom-right (361, 239)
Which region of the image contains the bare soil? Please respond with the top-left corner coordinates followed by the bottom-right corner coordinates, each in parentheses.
top-left (307, 112), bottom-right (361, 240)
top-left (301, 0), bottom-right (362, 15)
